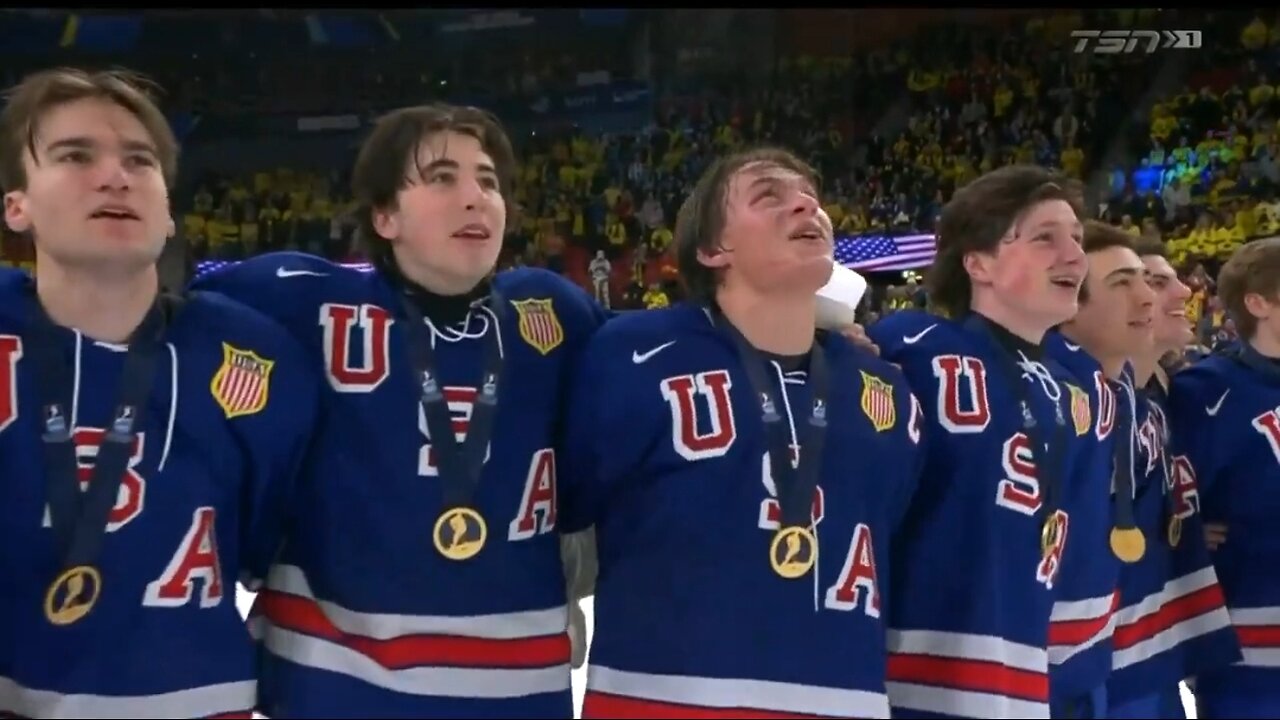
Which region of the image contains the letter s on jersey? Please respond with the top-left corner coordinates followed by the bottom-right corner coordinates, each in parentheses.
top-left (996, 432), bottom-right (1042, 515)
top-left (660, 371), bottom-right (736, 461)
top-left (414, 386), bottom-right (558, 541)
top-left (0, 335), bottom-right (21, 433)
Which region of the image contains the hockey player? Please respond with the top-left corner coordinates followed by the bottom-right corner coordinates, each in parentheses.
top-left (1045, 221), bottom-right (1157, 718)
top-left (192, 104), bottom-right (606, 718)
top-left (1167, 238), bottom-right (1280, 719)
top-left (0, 68), bottom-right (318, 717)
top-left (1104, 237), bottom-right (1239, 718)
top-left (867, 164), bottom-right (1095, 718)
top-left (560, 147), bottom-right (925, 719)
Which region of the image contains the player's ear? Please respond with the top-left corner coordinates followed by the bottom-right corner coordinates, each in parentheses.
top-left (697, 242), bottom-right (731, 270)
top-left (3, 189), bottom-right (31, 234)
top-left (371, 204), bottom-right (401, 242)
top-left (1243, 292), bottom-right (1276, 323)
top-left (962, 250), bottom-right (993, 285)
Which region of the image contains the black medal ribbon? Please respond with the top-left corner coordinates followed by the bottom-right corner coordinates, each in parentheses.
top-left (1142, 378), bottom-right (1182, 540)
top-left (399, 291), bottom-right (506, 511)
top-left (711, 309), bottom-right (830, 530)
top-left (1106, 375), bottom-right (1147, 561)
top-left (25, 291), bottom-right (172, 585)
top-left (1111, 378), bottom-right (1138, 529)
top-left (969, 316), bottom-right (1066, 544)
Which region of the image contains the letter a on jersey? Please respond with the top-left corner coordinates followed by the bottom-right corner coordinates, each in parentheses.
top-left (210, 342), bottom-right (274, 419)
top-left (511, 298), bottom-right (564, 355)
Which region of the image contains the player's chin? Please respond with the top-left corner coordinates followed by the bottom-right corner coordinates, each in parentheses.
top-left (1040, 297), bottom-right (1080, 327)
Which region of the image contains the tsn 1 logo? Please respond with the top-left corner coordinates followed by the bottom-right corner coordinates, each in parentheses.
top-left (1071, 29), bottom-right (1202, 55)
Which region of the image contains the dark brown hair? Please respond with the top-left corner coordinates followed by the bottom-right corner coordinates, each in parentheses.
top-left (927, 164), bottom-right (1085, 317)
top-left (350, 103), bottom-right (517, 272)
top-left (673, 146), bottom-right (819, 303)
top-left (0, 66), bottom-right (178, 191)
top-left (1078, 220), bottom-right (1138, 303)
top-left (1132, 236), bottom-right (1168, 259)
top-left (1218, 237), bottom-right (1280, 340)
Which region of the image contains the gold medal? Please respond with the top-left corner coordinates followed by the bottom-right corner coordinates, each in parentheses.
top-left (1167, 515), bottom-right (1183, 548)
top-left (433, 507), bottom-right (487, 561)
top-left (44, 565), bottom-right (101, 626)
top-left (1109, 526), bottom-right (1146, 563)
top-left (769, 526), bottom-right (817, 579)
top-left (1040, 515), bottom-right (1062, 559)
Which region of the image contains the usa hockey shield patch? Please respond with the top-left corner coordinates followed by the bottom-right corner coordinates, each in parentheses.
top-left (1067, 383), bottom-right (1091, 437)
top-left (511, 298), bottom-right (564, 355)
top-left (859, 370), bottom-right (896, 432)
top-left (210, 342), bottom-right (274, 419)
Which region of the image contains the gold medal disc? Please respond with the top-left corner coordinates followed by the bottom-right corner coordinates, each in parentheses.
top-left (433, 507), bottom-right (488, 561)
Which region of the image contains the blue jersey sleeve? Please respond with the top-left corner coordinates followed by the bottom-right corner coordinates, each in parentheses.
top-left (207, 297), bottom-right (323, 585)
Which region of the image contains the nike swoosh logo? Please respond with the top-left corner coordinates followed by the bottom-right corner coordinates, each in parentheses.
top-left (902, 324), bottom-right (938, 345)
top-left (276, 268), bottom-right (328, 278)
top-left (1205, 389), bottom-right (1230, 416)
top-left (633, 341), bottom-right (676, 364)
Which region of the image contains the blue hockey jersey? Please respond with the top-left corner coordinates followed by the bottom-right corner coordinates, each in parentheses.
top-left (560, 303), bottom-right (923, 719)
top-left (0, 269), bottom-right (318, 718)
top-left (1167, 347), bottom-right (1280, 716)
top-left (192, 252), bottom-right (605, 718)
top-left (1040, 333), bottom-right (1121, 704)
top-left (868, 311), bottom-right (1098, 719)
top-left (1107, 369), bottom-right (1238, 704)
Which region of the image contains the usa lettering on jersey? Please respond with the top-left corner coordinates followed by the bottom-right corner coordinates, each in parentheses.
top-left (0, 335), bottom-right (20, 433)
top-left (319, 305), bottom-right (557, 541)
top-left (933, 353), bottom-right (1067, 589)
top-left (660, 368), bottom-right (882, 617)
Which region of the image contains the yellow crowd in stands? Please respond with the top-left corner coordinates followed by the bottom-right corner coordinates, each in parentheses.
top-left (1140, 13), bottom-right (1280, 266)
top-left (181, 168), bottom-right (356, 259)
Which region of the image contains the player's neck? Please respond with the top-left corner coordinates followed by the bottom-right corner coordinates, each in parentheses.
top-left (35, 261), bottom-right (158, 344)
top-left (392, 249), bottom-right (487, 297)
top-left (1060, 326), bottom-right (1128, 379)
top-left (715, 285), bottom-right (816, 356)
top-left (1130, 344), bottom-right (1174, 387)
top-left (969, 295), bottom-right (1047, 345)
top-left (1248, 330), bottom-right (1280, 359)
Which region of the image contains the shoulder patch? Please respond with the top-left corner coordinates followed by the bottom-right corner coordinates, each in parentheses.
top-left (510, 297), bottom-right (565, 355)
top-left (211, 342), bottom-right (274, 419)
top-left (859, 370), bottom-right (897, 432)
top-left (1067, 383), bottom-right (1091, 436)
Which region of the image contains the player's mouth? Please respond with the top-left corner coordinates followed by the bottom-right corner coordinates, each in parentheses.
top-left (1049, 275), bottom-right (1082, 291)
top-left (1129, 317), bottom-right (1153, 329)
top-left (89, 205), bottom-right (141, 222)
top-left (452, 224), bottom-right (492, 241)
top-left (788, 221), bottom-right (826, 243)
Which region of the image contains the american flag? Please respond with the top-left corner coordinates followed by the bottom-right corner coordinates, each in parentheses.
top-left (834, 233), bottom-right (936, 273)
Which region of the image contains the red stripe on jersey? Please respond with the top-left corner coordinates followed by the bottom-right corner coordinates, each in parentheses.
top-left (886, 653), bottom-right (1048, 702)
top-left (259, 590), bottom-right (571, 670)
top-left (1113, 584), bottom-right (1226, 650)
top-left (1237, 625), bottom-right (1280, 648)
top-left (1049, 594), bottom-right (1119, 647)
top-left (206, 712), bottom-right (254, 719)
top-left (582, 692), bottom-right (833, 719)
